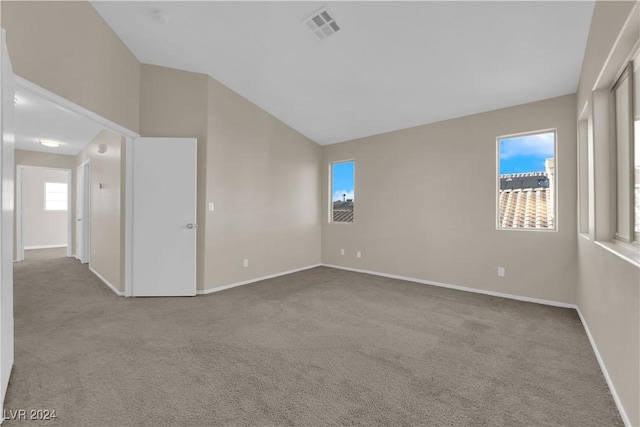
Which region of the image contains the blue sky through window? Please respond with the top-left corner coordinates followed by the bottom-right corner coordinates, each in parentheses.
top-left (332, 161), bottom-right (354, 201)
top-left (499, 132), bottom-right (555, 174)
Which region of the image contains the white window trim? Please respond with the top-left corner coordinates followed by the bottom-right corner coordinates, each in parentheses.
top-left (611, 62), bottom-right (636, 244)
top-left (496, 128), bottom-right (558, 232)
top-left (595, 240), bottom-right (640, 268)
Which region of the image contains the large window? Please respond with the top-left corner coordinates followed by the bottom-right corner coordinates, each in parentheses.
top-left (330, 160), bottom-right (354, 223)
top-left (497, 130), bottom-right (556, 230)
top-left (612, 58), bottom-right (639, 244)
top-left (45, 182), bottom-right (68, 211)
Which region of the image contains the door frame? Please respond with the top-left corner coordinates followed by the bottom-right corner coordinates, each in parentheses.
top-left (15, 165), bottom-right (72, 261)
top-left (75, 160), bottom-right (91, 264)
top-left (15, 76), bottom-right (139, 296)
top-left (125, 136), bottom-right (133, 296)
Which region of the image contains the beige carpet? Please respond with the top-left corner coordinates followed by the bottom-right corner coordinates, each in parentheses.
top-left (5, 248), bottom-right (621, 426)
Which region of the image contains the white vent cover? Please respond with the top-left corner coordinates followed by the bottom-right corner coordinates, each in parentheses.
top-left (303, 7), bottom-right (340, 40)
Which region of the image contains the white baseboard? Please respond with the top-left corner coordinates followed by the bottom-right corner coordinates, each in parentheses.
top-left (89, 266), bottom-right (124, 297)
top-left (321, 264), bottom-right (577, 309)
top-left (576, 307), bottom-right (631, 427)
top-left (198, 264), bottom-right (322, 295)
top-left (24, 244), bottom-right (67, 250)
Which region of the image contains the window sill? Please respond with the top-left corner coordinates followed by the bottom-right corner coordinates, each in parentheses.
top-left (496, 227), bottom-right (557, 232)
top-left (594, 240), bottom-right (640, 268)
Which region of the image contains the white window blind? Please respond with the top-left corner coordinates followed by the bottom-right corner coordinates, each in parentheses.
top-left (45, 182), bottom-right (68, 211)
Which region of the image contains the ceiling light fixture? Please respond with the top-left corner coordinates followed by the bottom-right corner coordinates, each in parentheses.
top-left (39, 139), bottom-right (62, 148)
top-left (303, 7), bottom-right (340, 41)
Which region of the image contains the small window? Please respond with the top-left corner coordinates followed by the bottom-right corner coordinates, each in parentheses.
top-left (330, 160), bottom-right (354, 223)
top-left (497, 130), bottom-right (556, 230)
top-left (45, 182), bottom-right (68, 211)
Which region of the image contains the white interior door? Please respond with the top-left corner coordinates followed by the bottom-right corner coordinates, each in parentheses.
top-left (75, 162), bottom-right (90, 264)
top-left (75, 163), bottom-right (84, 261)
top-left (15, 166), bottom-right (23, 262)
top-left (132, 137), bottom-right (197, 297)
top-left (82, 163), bottom-right (90, 264)
top-left (0, 30), bottom-right (16, 409)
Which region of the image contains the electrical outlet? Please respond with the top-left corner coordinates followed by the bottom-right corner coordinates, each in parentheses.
top-left (243, 259), bottom-right (249, 268)
top-left (208, 202), bottom-right (214, 211)
top-left (340, 249), bottom-right (345, 256)
top-left (357, 251), bottom-right (362, 258)
top-left (498, 267), bottom-right (505, 277)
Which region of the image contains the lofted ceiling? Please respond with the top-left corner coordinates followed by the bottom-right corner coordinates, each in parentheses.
top-left (15, 87), bottom-right (103, 156)
top-left (91, 1), bottom-right (595, 145)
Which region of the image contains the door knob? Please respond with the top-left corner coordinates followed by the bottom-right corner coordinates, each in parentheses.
top-left (186, 223), bottom-right (198, 229)
top-left (77, 218), bottom-right (82, 221)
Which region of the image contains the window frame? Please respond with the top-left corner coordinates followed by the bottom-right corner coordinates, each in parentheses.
top-left (577, 114), bottom-right (590, 236)
top-left (496, 128), bottom-right (558, 232)
top-left (611, 61), bottom-right (638, 245)
top-left (44, 181), bottom-right (68, 212)
top-left (329, 159), bottom-right (355, 224)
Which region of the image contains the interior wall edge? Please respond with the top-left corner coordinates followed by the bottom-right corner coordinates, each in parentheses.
top-left (89, 266), bottom-right (124, 297)
top-left (197, 264), bottom-right (322, 296)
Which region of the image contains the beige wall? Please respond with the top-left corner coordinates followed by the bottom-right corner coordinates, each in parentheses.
top-left (1, 1), bottom-right (140, 133)
top-left (577, 238), bottom-right (639, 424)
top-left (15, 150), bottom-right (76, 171)
top-left (14, 150), bottom-right (76, 257)
top-left (139, 64), bottom-right (209, 290)
top-left (322, 94), bottom-right (577, 304)
top-left (22, 168), bottom-right (68, 248)
top-left (76, 130), bottom-right (124, 292)
top-left (139, 64), bottom-right (322, 290)
top-left (576, 2), bottom-right (640, 425)
top-left (205, 77), bottom-right (321, 289)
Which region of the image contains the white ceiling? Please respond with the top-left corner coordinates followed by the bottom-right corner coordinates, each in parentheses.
top-left (15, 87), bottom-right (103, 156)
top-left (91, 1), bottom-right (595, 145)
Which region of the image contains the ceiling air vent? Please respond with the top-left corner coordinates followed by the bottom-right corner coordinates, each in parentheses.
top-left (303, 7), bottom-right (340, 41)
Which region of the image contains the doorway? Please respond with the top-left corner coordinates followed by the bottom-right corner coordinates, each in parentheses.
top-left (15, 165), bottom-right (72, 262)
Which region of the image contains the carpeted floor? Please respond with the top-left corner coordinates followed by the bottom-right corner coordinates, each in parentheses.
top-left (5, 248), bottom-right (621, 426)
